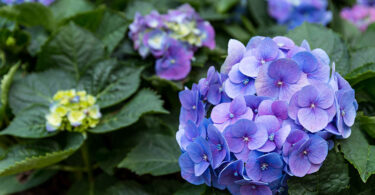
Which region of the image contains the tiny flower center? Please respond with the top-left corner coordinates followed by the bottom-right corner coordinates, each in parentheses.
top-left (269, 133), bottom-right (275, 141)
top-left (310, 103), bottom-right (315, 108)
top-left (234, 171), bottom-right (238, 177)
top-left (261, 163), bottom-right (269, 171)
top-left (229, 113), bottom-right (234, 118)
top-left (277, 43), bottom-right (284, 47)
top-left (243, 79), bottom-right (250, 85)
top-left (203, 154), bottom-right (208, 161)
top-left (192, 105), bottom-right (196, 110)
top-left (261, 59), bottom-right (266, 64)
top-left (254, 109), bottom-right (258, 114)
top-left (243, 136), bottom-right (249, 142)
top-left (252, 186), bottom-right (256, 190)
top-left (303, 150), bottom-right (308, 155)
top-left (170, 59), bottom-right (176, 64)
top-left (216, 144), bottom-right (222, 151)
top-left (219, 87), bottom-right (223, 92)
top-left (341, 109), bottom-right (346, 116)
top-left (277, 81), bottom-right (283, 87)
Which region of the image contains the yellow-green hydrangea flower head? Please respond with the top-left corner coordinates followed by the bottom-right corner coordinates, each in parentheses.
top-left (45, 89), bottom-right (102, 133)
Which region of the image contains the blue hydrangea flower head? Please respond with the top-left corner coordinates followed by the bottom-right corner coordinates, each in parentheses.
top-left (177, 36), bottom-right (357, 195)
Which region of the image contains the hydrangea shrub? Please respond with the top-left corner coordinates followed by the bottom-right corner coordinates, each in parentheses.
top-left (177, 36), bottom-right (357, 194)
top-left (1, 0), bottom-right (54, 6)
top-left (128, 4), bottom-right (215, 80)
top-left (267, 0), bottom-right (332, 29)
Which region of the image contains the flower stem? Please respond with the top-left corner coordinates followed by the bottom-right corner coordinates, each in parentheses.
top-left (81, 141), bottom-right (94, 195)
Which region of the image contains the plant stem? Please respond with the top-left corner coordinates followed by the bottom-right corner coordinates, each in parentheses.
top-left (81, 141), bottom-right (94, 195)
top-left (47, 165), bottom-right (88, 172)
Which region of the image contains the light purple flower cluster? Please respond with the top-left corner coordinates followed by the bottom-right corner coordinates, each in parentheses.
top-left (129, 4), bottom-right (215, 80)
top-left (341, 4), bottom-right (375, 31)
top-left (176, 36), bottom-right (357, 195)
top-left (358, 0), bottom-right (375, 6)
top-left (267, 0), bottom-right (332, 30)
top-left (1, 0), bottom-right (54, 6)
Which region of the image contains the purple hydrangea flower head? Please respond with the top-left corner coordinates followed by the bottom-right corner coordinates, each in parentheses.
top-left (156, 39), bottom-right (193, 80)
top-left (341, 4), bottom-right (375, 31)
top-left (179, 85), bottom-right (205, 126)
top-left (211, 96), bottom-right (253, 132)
top-left (177, 36), bottom-right (357, 194)
top-left (288, 83), bottom-right (336, 132)
top-left (198, 66), bottom-right (226, 105)
top-left (268, 0), bottom-right (332, 30)
top-left (255, 115), bottom-right (291, 152)
top-left (129, 4), bottom-right (215, 80)
top-left (207, 125), bottom-right (230, 169)
top-left (223, 119), bottom-right (267, 161)
top-left (245, 151), bottom-right (284, 182)
top-left (224, 64), bottom-right (256, 98)
top-left (255, 58), bottom-right (309, 102)
top-left (288, 135), bottom-right (328, 177)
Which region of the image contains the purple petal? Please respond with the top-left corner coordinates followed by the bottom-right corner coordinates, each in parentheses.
top-left (289, 151), bottom-right (311, 177)
top-left (268, 59), bottom-right (301, 84)
top-left (256, 37), bottom-right (279, 61)
top-left (297, 85), bottom-right (319, 108)
top-left (234, 147), bottom-right (251, 161)
top-left (257, 140), bottom-right (276, 152)
top-left (275, 125), bottom-right (291, 149)
top-left (239, 56), bottom-right (261, 77)
top-left (271, 100), bottom-right (289, 120)
top-left (315, 83), bottom-right (334, 109)
top-left (230, 96), bottom-right (247, 116)
top-left (307, 136), bottom-right (328, 164)
top-left (240, 184), bottom-right (272, 195)
top-left (298, 107), bottom-right (329, 132)
top-left (224, 79), bottom-right (256, 99)
top-left (186, 142), bottom-right (204, 163)
top-left (218, 160), bottom-right (244, 185)
top-left (273, 36), bottom-right (295, 51)
top-left (307, 163), bottom-right (322, 174)
top-left (211, 103), bottom-right (230, 124)
top-left (255, 115), bottom-right (280, 132)
top-left (248, 124), bottom-right (268, 150)
top-left (221, 39), bottom-right (246, 74)
top-left (288, 93), bottom-right (299, 120)
top-left (245, 151), bottom-right (262, 181)
top-left (195, 161), bottom-right (210, 176)
top-left (255, 64), bottom-right (280, 98)
top-left (279, 78), bottom-right (308, 102)
top-left (179, 90), bottom-right (195, 109)
top-left (292, 51), bottom-right (318, 73)
top-left (258, 100), bottom-right (273, 116)
top-left (224, 126), bottom-right (245, 153)
top-left (229, 64), bottom-right (248, 84)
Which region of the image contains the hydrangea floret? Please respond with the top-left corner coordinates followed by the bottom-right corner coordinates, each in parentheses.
top-left (45, 89), bottom-right (102, 133)
top-left (129, 4), bottom-right (215, 80)
top-left (341, 4), bottom-right (375, 31)
top-left (1, 0), bottom-right (54, 6)
top-left (176, 36), bottom-right (357, 195)
top-left (267, 0), bottom-right (332, 30)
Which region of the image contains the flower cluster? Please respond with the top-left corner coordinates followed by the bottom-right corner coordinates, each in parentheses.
top-left (176, 36), bottom-right (357, 194)
top-left (267, 0), bottom-right (332, 30)
top-left (358, 0), bottom-right (375, 6)
top-left (45, 89), bottom-right (102, 133)
top-left (341, 4), bottom-right (375, 31)
top-left (129, 4), bottom-right (215, 80)
top-left (1, 0), bottom-right (54, 6)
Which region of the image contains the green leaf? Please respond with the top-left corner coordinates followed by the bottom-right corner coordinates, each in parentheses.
top-left (50, 0), bottom-right (94, 21)
top-left (247, 0), bottom-right (273, 26)
top-left (9, 69), bottom-right (75, 115)
top-left (105, 181), bottom-right (150, 195)
top-left (0, 133), bottom-right (85, 176)
top-left (0, 105), bottom-right (57, 138)
top-left (216, 0), bottom-right (239, 13)
top-left (346, 47), bottom-right (375, 84)
top-left (174, 184), bottom-right (206, 195)
top-left (118, 134), bottom-right (180, 176)
top-left (222, 24), bottom-right (250, 43)
top-left (95, 10), bottom-right (129, 53)
top-left (79, 59), bottom-right (143, 108)
top-left (287, 23), bottom-right (350, 76)
top-left (340, 122), bottom-right (375, 182)
top-left (26, 26), bottom-right (49, 56)
top-left (1, 61), bottom-right (20, 106)
top-left (0, 3), bottom-right (55, 31)
top-left (359, 115), bottom-right (375, 139)
top-left (288, 151), bottom-right (350, 195)
top-left (0, 169), bottom-right (57, 195)
top-left (89, 89), bottom-right (168, 133)
top-left (37, 22), bottom-right (104, 80)
top-left (67, 9), bottom-right (129, 54)
top-left (351, 30), bottom-right (375, 50)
